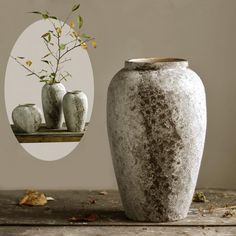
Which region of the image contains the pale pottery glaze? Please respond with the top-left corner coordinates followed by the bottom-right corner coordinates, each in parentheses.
top-left (63, 90), bottom-right (88, 132)
top-left (42, 83), bottom-right (66, 129)
top-left (12, 104), bottom-right (43, 133)
top-left (107, 58), bottom-right (207, 222)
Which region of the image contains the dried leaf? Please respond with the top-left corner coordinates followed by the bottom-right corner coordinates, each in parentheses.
top-left (69, 213), bottom-right (98, 223)
top-left (222, 209), bottom-right (235, 218)
top-left (193, 191), bottom-right (207, 203)
top-left (26, 60), bottom-right (32, 67)
top-left (92, 40), bottom-right (97, 48)
top-left (69, 20), bottom-right (75, 28)
top-left (19, 191), bottom-right (47, 206)
top-left (81, 42), bottom-right (87, 49)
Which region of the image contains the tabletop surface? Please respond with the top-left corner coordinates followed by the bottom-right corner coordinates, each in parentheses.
top-left (0, 189), bottom-right (235, 235)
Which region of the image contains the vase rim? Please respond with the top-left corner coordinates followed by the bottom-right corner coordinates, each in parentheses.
top-left (125, 57), bottom-right (189, 70)
top-left (18, 103), bottom-right (36, 107)
top-left (67, 90), bottom-right (82, 94)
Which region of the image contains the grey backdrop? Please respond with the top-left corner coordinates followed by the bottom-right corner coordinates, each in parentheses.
top-left (0, 0), bottom-right (235, 190)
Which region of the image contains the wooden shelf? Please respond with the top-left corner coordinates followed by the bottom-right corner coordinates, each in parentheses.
top-left (11, 123), bottom-right (88, 143)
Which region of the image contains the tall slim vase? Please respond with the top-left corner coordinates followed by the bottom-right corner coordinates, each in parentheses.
top-left (42, 83), bottom-right (66, 129)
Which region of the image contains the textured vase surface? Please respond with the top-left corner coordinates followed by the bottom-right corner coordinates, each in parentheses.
top-left (107, 58), bottom-right (207, 222)
top-left (63, 90), bottom-right (88, 132)
top-left (42, 83), bottom-right (66, 129)
top-left (12, 104), bottom-right (43, 133)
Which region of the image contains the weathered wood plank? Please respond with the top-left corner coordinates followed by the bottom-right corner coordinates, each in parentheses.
top-left (0, 190), bottom-right (236, 226)
top-left (11, 123), bottom-right (88, 143)
top-left (0, 226), bottom-right (236, 236)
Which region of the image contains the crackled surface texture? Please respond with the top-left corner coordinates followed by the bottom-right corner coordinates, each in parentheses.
top-left (42, 83), bottom-right (66, 129)
top-left (63, 91), bottom-right (88, 132)
top-left (107, 59), bottom-right (207, 222)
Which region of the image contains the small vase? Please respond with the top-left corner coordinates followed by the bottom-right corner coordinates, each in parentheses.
top-left (107, 58), bottom-right (207, 222)
top-left (42, 83), bottom-right (66, 129)
top-left (12, 104), bottom-right (43, 133)
top-left (63, 90), bottom-right (88, 132)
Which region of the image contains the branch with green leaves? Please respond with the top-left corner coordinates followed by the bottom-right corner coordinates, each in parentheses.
top-left (11, 3), bottom-right (96, 85)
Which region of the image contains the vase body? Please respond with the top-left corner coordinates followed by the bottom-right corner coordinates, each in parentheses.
top-left (12, 104), bottom-right (43, 133)
top-left (63, 90), bottom-right (88, 132)
top-left (107, 58), bottom-right (207, 222)
top-left (42, 83), bottom-right (66, 129)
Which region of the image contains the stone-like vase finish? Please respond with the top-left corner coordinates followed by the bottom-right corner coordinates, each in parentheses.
top-left (63, 90), bottom-right (88, 132)
top-left (107, 58), bottom-right (207, 222)
top-left (42, 83), bottom-right (66, 129)
top-left (12, 104), bottom-right (43, 133)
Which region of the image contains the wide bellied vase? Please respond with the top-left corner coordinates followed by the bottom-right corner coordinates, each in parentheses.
top-left (12, 104), bottom-right (43, 133)
top-left (107, 58), bottom-right (207, 222)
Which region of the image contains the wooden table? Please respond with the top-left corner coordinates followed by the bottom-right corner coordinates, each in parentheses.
top-left (0, 190), bottom-right (236, 235)
top-left (11, 123), bottom-right (88, 143)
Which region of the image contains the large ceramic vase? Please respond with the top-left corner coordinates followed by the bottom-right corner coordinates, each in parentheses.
top-left (12, 104), bottom-right (43, 133)
top-left (42, 83), bottom-right (66, 129)
top-left (107, 58), bottom-right (207, 222)
top-left (63, 90), bottom-right (88, 132)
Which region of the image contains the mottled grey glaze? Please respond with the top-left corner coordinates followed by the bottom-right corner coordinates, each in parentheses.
top-left (63, 90), bottom-right (88, 132)
top-left (12, 104), bottom-right (43, 133)
top-left (107, 58), bottom-right (207, 222)
top-left (42, 83), bottom-right (66, 129)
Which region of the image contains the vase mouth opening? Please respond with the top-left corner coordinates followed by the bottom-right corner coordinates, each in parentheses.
top-left (67, 90), bottom-right (82, 94)
top-left (18, 103), bottom-right (36, 107)
top-left (125, 58), bottom-right (189, 70)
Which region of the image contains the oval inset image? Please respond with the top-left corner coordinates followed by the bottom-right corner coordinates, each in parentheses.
top-left (5, 19), bottom-right (94, 161)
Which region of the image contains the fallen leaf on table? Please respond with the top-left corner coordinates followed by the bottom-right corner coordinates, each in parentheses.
top-left (193, 191), bottom-right (207, 203)
top-left (89, 199), bottom-right (96, 204)
top-left (19, 190), bottom-right (48, 206)
top-left (99, 191), bottom-right (108, 195)
top-left (222, 209), bottom-right (235, 218)
top-left (69, 213), bottom-right (98, 222)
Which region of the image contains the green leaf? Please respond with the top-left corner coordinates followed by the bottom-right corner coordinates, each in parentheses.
top-left (40, 75), bottom-right (47, 79)
top-left (17, 56), bottom-right (25, 59)
top-left (41, 32), bottom-right (51, 42)
top-left (40, 79), bottom-right (49, 83)
top-left (59, 44), bottom-right (66, 50)
top-left (42, 14), bottom-right (49, 19)
top-left (81, 33), bottom-right (91, 39)
top-left (29, 11), bottom-right (42, 15)
top-left (26, 73), bottom-right (34, 76)
top-left (41, 60), bottom-right (50, 64)
top-left (49, 15), bottom-right (57, 19)
top-left (77, 15), bottom-right (83, 29)
top-left (72, 4), bottom-right (80, 12)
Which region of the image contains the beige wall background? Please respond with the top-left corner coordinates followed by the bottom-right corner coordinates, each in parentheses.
top-left (0, 0), bottom-right (235, 190)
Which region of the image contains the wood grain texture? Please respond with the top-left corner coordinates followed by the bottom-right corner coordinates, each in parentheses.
top-left (1, 226), bottom-right (236, 236)
top-left (11, 123), bottom-right (88, 143)
top-left (0, 189), bottom-right (236, 226)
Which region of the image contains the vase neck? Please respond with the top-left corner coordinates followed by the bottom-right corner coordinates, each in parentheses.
top-left (125, 58), bottom-right (189, 70)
